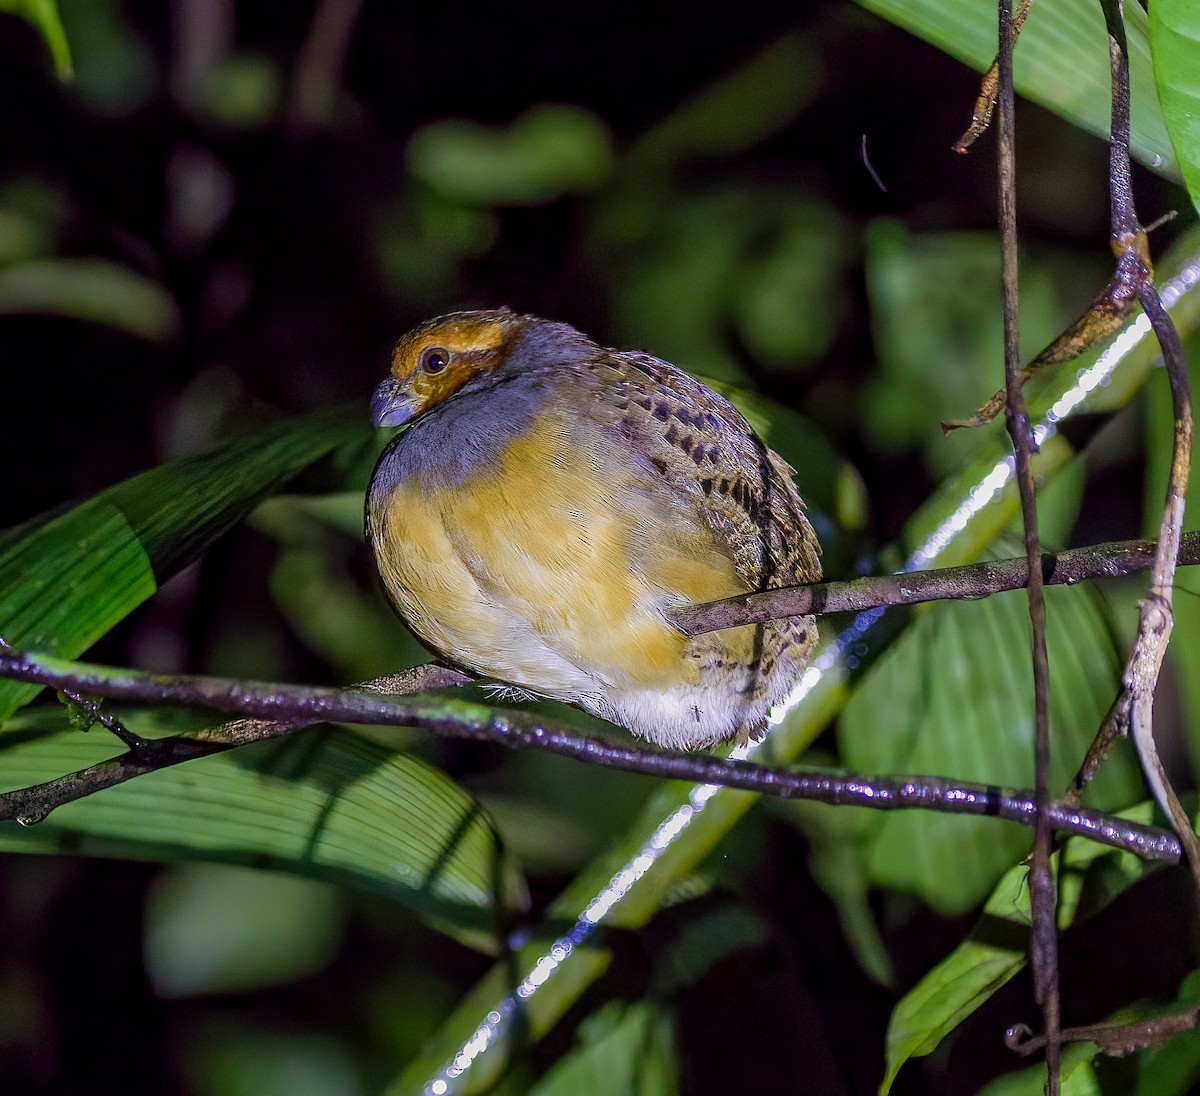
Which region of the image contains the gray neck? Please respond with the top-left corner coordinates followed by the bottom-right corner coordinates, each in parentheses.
top-left (372, 372), bottom-right (550, 492)
top-left (371, 320), bottom-right (598, 494)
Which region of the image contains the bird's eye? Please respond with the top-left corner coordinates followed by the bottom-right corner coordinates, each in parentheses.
top-left (420, 347), bottom-right (450, 374)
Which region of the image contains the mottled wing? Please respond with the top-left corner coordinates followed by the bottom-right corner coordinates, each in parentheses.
top-left (581, 352), bottom-right (821, 593)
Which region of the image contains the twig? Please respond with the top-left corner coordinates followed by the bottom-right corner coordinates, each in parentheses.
top-left (0, 648), bottom-right (1184, 863)
top-left (1007, 1002), bottom-right (1200, 1057)
top-left (0, 636), bottom-right (148, 753)
top-left (952, 0), bottom-right (1033, 153)
top-left (994, 0), bottom-right (1060, 1082)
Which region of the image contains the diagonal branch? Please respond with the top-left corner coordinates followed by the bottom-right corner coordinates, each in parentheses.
top-left (673, 531), bottom-right (1200, 634)
top-left (0, 648), bottom-right (1184, 864)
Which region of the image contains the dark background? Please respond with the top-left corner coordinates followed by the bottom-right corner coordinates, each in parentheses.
top-left (0, 1), bottom-right (1195, 1093)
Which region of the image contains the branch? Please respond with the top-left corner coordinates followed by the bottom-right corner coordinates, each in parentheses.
top-left (1092, 0), bottom-right (1200, 896)
top-left (0, 648), bottom-right (1183, 864)
top-left (1007, 1002), bottom-right (1200, 1058)
top-left (994, 0), bottom-right (1060, 1080)
top-left (672, 531), bottom-right (1200, 636)
top-left (952, 0), bottom-right (1033, 152)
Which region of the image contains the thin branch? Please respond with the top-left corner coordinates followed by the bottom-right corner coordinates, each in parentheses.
top-left (952, 0), bottom-right (1033, 153)
top-left (672, 532), bottom-right (1200, 635)
top-left (995, 0), bottom-right (1060, 1081)
top-left (1094, 0), bottom-right (1200, 896)
top-left (1007, 1002), bottom-right (1200, 1058)
top-left (0, 648), bottom-right (1184, 864)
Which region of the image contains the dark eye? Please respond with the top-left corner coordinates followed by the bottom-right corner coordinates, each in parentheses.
top-left (420, 346), bottom-right (450, 374)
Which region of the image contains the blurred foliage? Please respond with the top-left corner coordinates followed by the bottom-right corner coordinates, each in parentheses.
top-left (0, 1), bottom-right (1199, 1095)
top-left (1, 0), bottom-right (69, 77)
top-left (144, 863), bottom-right (346, 997)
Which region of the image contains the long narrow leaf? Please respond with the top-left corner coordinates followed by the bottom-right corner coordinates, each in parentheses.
top-left (856, 0), bottom-right (1178, 178)
top-left (0, 707), bottom-right (528, 953)
top-left (0, 408), bottom-right (367, 722)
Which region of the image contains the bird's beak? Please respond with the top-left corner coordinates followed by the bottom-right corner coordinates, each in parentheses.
top-left (371, 378), bottom-right (416, 428)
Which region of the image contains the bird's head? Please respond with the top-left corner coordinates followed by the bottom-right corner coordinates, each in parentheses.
top-left (370, 308), bottom-right (531, 428)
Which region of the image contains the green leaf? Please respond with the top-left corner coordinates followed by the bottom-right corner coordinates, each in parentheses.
top-left (1, 0), bottom-right (72, 78)
top-left (529, 1001), bottom-right (678, 1096)
top-left (0, 259), bottom-right (178, 339)
top-left (145, 863), bottom-right (345, 996)
top-left (855, 0), bottom-right (1178, 179)
top-left (975, 1042), bottom-right (1102, 1096)
top-left (0, 708), bottom-right (528, 952)
top-left (0, 500), bottom-right (155, 721)
top-left (880, 802), bottom-right (1157, 1093)
top-left (408, 105), bottom-right (614, 206)
top-left (1151, 0), bottom-right (1200, 216)
top-left (0, 409), bottom-right (368, 722)
top-left (840, 577), bottom-right (1140, 915)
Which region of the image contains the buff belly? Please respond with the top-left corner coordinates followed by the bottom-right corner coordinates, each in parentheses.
top-left (367, 408), bottom-right (808, 748)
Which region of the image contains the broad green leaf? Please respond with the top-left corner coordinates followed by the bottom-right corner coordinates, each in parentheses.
top-left (1, 0), bottom-right (71, 77)
top-left (1151, 0), bottom-right (1200, 216)
top-left (529, 1001), bottom-right (677, 1096)
top-left (0, 708), bottom-right (527, 952)
top-left (855, 0), bottom-right (1178, 178)
top-left (0, 259), bottom-right (178, 339)
top-left (0, 409), bottom-right (366, 722)
top-left (0, 501), bottom-right (155, 721)
top-left (840, 579), bottom-right (1140, 915)
top-left (880, 802), bottom-right (1157, 1093)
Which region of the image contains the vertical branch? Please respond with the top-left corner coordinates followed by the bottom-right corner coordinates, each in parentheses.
top-left (996, 0), bottom-right (1060, 1087)
top-left (1099, 0), bottom-right (1200, 896)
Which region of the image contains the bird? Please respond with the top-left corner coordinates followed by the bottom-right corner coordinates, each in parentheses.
top-left (365, 308), bottom-right (821, 750)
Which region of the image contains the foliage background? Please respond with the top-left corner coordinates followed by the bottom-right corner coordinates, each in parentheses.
top-left (0, 1), bottom-right (1197, 1094)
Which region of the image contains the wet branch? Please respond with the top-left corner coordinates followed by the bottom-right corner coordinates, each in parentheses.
top-left (0, 647), bottom-right (1184, 866)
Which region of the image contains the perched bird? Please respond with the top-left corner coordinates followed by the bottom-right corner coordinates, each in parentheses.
top-left (366, 309), bottom-right (821, 750)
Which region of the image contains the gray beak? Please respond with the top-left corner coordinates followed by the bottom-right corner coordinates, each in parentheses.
top-left (370, 378), bottom-right (416, 428)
